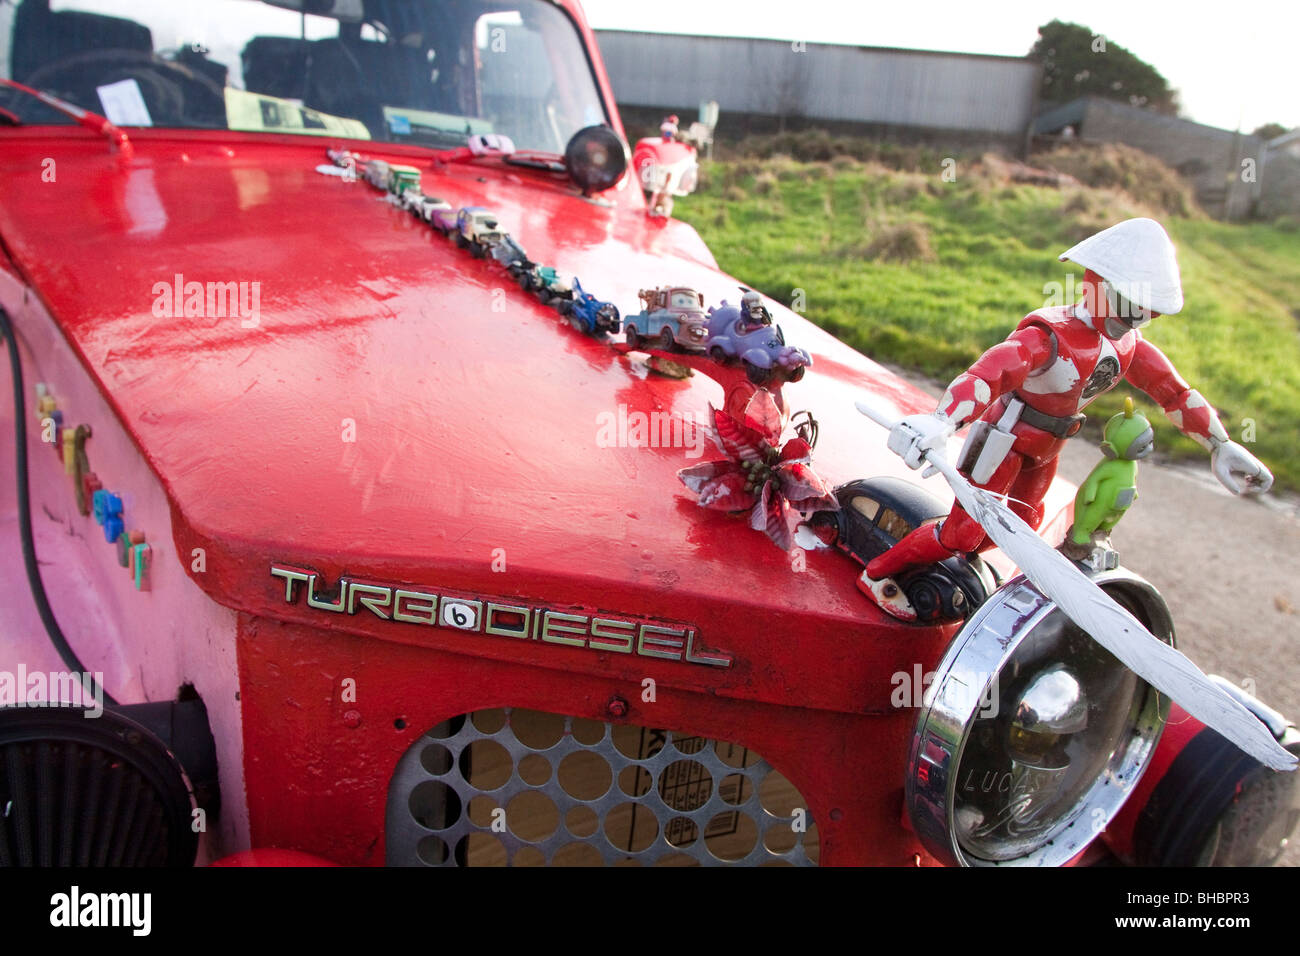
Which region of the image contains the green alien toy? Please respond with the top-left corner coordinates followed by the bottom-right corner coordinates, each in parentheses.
top-left (1063, 397), bottom-right (1154, 567)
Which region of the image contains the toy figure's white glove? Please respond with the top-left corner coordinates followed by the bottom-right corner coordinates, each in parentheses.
top-left (888, 413), bottom-right (954, 471)
top-left (1211, 439), bottom-right (1273, 495)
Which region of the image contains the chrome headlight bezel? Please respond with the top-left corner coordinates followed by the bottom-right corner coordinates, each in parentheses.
top-left (906, 568), bottom-right (1174, 867)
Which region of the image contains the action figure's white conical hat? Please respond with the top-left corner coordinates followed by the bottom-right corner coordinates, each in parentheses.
top-left (1059, 217), bottom-right (1184, 315)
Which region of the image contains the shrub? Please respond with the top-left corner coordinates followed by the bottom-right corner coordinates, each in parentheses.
top-left (863, 221), bottom-right (937, 263)
top-left (1035, 143), bottom-right (1202, 218)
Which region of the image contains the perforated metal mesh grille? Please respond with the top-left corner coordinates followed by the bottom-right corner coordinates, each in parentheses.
top-left (386, 708), bottom-right (819, 866)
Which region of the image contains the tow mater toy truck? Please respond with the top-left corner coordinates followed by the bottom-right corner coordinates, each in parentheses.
top-left (623, 286), bottom-right (710, 352)
top-left (0, 0), bottom-right (1296, 872)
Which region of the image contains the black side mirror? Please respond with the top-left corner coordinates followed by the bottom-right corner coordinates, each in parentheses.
top-left (564, 125), bottom-right (629, 196)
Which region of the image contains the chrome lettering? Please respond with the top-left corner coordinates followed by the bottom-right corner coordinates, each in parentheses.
top-left (269, 565), bottom-right (730, 668)
top-left (541, 611), bottom-right (587, 647)
top-left (589, 618), bottom-right (635, 654)
top-left (637, 624), bottom-right (685, 661)
top-left (393, 589), bottom-right (437, 624)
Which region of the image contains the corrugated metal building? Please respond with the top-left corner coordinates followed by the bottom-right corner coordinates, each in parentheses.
top-left (594, 30), bottom-right (1042, 144)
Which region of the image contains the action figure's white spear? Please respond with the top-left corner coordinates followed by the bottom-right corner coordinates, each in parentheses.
top-left (857, 400), bottom-right (1296, 772)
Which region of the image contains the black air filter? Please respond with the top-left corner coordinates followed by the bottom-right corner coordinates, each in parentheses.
top-left (0, 706), bottom-right (198, 867)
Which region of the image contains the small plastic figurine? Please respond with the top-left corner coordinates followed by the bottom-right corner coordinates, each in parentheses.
top-left (489, 234), bottom-right (530, 270)
top-left (806, 477), bottom-right (994, 622)
top-left (705, 298), bottom-right (810, 385)
top-left (559, 278), bottom-right (620, 337)
top-left (624, 286), bottom-right (709, 352)
top-left (363, 159), bottom-right (390, 190)
top-left (860, 217), bottom-right (1274, 621)
top-left (738, 290), bottom-right (773, 331)
top-left (454, 207), bottom-right (506, 258)
top-left (1062, 397), bottom-right (1152, 569)
top-left (386, 164), bottom-right (421, 198)
top-left (527, 266), bottom-right (575, 308)
top-left (633, 120), bottom-right (699, 218)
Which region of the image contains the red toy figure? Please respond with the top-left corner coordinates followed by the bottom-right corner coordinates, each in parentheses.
top-left (861, 218), bottom-right (1274, 621)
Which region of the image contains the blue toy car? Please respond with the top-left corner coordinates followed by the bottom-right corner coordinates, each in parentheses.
top-left (557, 278), bottom-right (620, 337)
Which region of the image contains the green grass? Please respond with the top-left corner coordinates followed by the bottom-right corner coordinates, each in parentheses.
top-left (678, 159), bottom-right (1300, 492)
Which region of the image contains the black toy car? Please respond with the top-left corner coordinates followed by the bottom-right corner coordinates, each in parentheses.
top-left (808, 477), bottom-right (998, 622)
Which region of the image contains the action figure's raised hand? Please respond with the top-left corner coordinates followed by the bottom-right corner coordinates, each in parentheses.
top-left (1211, 439), bottom-right (1274, 495)
top-left (886, 413), bottom-right (954, 470)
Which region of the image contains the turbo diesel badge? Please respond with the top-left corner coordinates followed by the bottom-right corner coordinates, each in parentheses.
top-left (270, 565), bottom-right (732, 668)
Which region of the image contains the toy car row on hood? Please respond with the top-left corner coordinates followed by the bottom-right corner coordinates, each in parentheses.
top-left (328, 150), bottom-right (812, 380)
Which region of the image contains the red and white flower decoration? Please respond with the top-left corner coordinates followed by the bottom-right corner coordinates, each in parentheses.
top-left (677, 391), bottom-right (837, 550)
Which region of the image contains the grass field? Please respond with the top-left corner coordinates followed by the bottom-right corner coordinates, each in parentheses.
top-left (674, 154), bottom-right (1300, 492)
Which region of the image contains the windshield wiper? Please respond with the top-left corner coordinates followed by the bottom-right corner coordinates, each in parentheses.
top-left (0, 78), bottom-right (133, 157)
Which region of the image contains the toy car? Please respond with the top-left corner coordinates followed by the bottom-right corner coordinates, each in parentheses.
top-left (387, 164), bottom-right (421, 198)
top-left (705, 300), bottom-right (812, 385)
top-left (414, 194), bottom-right (453, 224)
top-left (454, 207), bottom-right (506, 258)
top-left (489, 234), bottom-right (530, 271)
top-left (363, 158), bottom-right (391, 189)
top-left (623, 286), bottom-right (709, 352)
top-left (428, 204), bottom-right (459, 235)
top-left (558, 278), bottom-right (620, 336)
top-left (1, 0), bottom-right (1295, 873)
top-left (520, 265), bottom-right (575, 308)
top-left (806, 477), bottom-right (997, 622)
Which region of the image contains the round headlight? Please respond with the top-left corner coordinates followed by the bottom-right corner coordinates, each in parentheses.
top-left (906, 568), bottom-right (1173, 866)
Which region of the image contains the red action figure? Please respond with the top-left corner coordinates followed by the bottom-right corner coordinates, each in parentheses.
top-left (861, 218), bottom-right (1273, 621)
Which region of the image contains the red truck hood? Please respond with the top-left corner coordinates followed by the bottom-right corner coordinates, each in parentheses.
top-left (0, 130), bottom-right (1062, 712)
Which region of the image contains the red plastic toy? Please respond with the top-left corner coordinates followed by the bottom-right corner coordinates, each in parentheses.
top-left (861, 218), bottom-right (1274, 621)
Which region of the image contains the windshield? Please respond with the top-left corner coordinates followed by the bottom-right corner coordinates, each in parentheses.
top-left (0, 0), bottom-right (609, 152)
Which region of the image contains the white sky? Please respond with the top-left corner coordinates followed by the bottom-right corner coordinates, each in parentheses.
top-left (582, 0), bottom-right (1299, 134)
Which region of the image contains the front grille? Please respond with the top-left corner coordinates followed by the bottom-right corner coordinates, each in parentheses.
top-left (386, 708), bottom-right (819, 866)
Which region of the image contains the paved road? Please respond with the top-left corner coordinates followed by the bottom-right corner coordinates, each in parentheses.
top-left (1056, 440), bottom-right (1300, 867)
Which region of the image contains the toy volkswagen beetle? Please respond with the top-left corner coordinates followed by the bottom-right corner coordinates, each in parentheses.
top-left (0, 0), bottom-right (1295, 872)
top-left (807, 477), bottom-right (996, 623)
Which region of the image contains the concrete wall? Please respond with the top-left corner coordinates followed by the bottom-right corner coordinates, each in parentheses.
top-left (1036, 97), bottom-right (1263, 220)
top-left (594, 30), bottom-right (1040, 139)
top-left (1260, 135), bottom-right (1300, 219)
